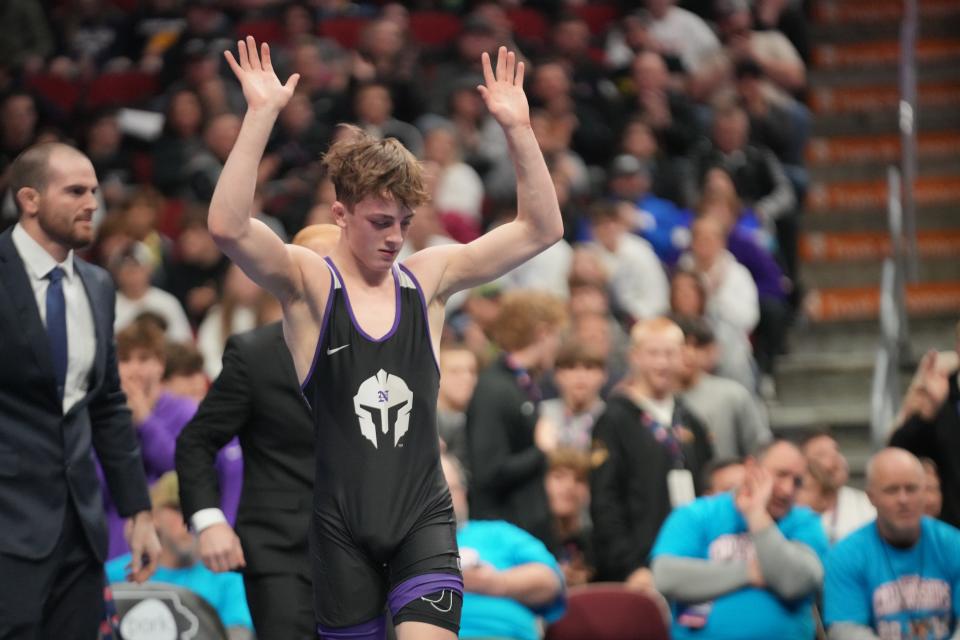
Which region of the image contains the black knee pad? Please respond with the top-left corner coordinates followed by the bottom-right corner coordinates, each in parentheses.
top-left (392, 589), bottom-right (462, 635)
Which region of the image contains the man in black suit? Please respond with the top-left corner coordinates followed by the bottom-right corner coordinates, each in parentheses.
top-left (175, 224), bottom-right (340, 639)
top-left (0, 142), bottom-right (161, 638)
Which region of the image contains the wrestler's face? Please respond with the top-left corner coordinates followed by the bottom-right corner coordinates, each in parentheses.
top-left (336, 196), bottom-right (412, 272)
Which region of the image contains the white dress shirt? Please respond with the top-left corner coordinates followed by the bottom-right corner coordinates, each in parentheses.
top-left (12, 223), bottom-right (96, 414)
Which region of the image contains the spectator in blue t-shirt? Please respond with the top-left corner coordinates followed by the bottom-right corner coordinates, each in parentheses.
top-left (440, 453), bottom-right (566, 640)
top-left (824, 447), bottom-right (960, 640)
top-left (106, 472), bottom-right (254, 636)
top-left (650, 439), bottom-right (828, 640)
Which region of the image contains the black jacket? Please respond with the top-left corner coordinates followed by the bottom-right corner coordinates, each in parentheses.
top-left (465, 357), bottom-right (554, 551)
top-left (890, 370), bottom-right (960, 528)
top-left (590, 393), bottom-right (714, 581)
top-left (176, 322), bottom-right (314, 576)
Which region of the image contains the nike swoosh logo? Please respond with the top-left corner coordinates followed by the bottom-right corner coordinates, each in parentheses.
top-left (421, 589), bottom-right (453, 613)
top-left (326, 344), bottom-right (350, 355)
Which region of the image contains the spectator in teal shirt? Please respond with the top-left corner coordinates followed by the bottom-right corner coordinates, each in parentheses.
top-left (441, 454), bottom-right (566, 640)
top-left (106, 472), bottom-right (253, 636)
top-left (651, 440), bottom-right (828, 640)
top-left (824, 448), bottom-right (960, 640)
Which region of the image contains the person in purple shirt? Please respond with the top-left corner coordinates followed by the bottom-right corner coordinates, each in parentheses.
top-left (98, 319), bottom-right (243, 559)
top-left (698, 188), bottom-right (790, 389)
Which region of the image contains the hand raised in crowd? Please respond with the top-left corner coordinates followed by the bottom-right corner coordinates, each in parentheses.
top-left (199, 522), bottom-right (247, 573)
top-left (913, 350), bottom-right (950, 418)
top-left (225, 36), bottom-right (300, 113)
top-left (735, 465), bottom-right (774, 531)
top-left (477, 46), bottom-right (530, 131)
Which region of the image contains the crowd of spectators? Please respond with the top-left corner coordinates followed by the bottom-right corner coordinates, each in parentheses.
top-left (3, 0), bottom-right (960, 638)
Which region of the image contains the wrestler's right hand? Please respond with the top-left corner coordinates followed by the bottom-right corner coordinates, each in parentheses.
top-left (199, 522), bottom-right (247, 573)
top-left (225, 35), bottom-right (299, 114)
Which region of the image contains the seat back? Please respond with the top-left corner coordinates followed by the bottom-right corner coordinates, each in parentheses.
top-left (109, 582), bottom-right (230, 640)
top-left (545, 583), bottom-right (671, 640)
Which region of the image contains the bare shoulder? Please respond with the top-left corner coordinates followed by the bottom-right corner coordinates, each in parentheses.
top-left (400, 244), bottom-right (462, 303)
top-left (289, 245), bottom-right (333, 305)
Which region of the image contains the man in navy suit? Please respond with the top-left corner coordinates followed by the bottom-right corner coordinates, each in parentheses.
top-left (0, 142), bottom-right (161, 638)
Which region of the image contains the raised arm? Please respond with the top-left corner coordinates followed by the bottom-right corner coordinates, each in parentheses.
top-left (207, 37), bottom-right (304, 303)
top-left (407, 47), bottom-right (563, 301)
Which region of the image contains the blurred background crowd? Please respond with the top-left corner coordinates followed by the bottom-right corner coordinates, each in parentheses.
top-left (2, 0), bottom-right (959, 638)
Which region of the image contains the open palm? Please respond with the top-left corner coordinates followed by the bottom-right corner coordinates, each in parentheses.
top-left (225, 36), bottom-right (299, 112)
top-left (478, 46), bottom-right (530, 130)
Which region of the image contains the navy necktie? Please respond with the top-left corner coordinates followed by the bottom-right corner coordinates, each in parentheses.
top-left (46, 266), bottom-right (68, 400)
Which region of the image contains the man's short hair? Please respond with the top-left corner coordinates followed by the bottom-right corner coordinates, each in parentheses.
top-left (322, 124), bottom-right (428, 211)
top-left (629, 316), bottom-right (683, 348)
top-left (751, 438), bottom-right (799, 462)
top-left (798, 427), bottom-right (835, 452)
top-left (7, 142), bottom-right (80, 214)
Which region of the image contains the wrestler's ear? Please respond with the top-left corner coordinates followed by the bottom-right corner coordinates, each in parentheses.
top-left (331, 201), bottom-right (348, 228)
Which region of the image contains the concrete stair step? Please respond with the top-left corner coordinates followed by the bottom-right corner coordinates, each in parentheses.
top-left (772, 353), bottom-right (877, 407)
top-left (807, 175), bottom-right (960, 214)
top-left (809, 81), bottom-right (960, 116)
top-left (808, 155), bottom-right (960, 183)
top-left (810, 58), bottom-right (960, 88)
top-left (806, 131), bottom-right (960, 168)
top-left (800, 230), bottom-right (960, 264)
top-left (801, 204), bottom-right (957, 234)
top-left (801, 255), bottom-right (960, 290)
top-left (768, 401), bottom-right (872, 431)
top-left (813, 104), bottom-right (960, 137)
top-left (785, 315), bottom-right (956, 355)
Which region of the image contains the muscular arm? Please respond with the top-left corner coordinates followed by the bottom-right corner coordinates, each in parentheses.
top-left (206, 37), bottom-right (305, 304)
top-left (406, 48), bottom-right (563, 302)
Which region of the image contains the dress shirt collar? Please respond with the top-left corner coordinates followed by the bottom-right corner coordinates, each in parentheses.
top-left (12, 222), bottom-right (76, 282)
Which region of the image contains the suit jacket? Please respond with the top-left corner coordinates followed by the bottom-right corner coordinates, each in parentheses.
top-left (175, 322), bottom-right (314, 577)
top-left (0, 228), bottom-right (150, 562)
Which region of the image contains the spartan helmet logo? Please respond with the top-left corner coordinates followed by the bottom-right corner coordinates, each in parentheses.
top-left (353, 369), bottom-right (413, 448)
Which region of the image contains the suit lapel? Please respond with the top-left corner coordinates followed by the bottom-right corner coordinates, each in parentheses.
top-left (0, 229), bottom-right (58, 392)
top-left (74, 259), bottom-right (106, 394)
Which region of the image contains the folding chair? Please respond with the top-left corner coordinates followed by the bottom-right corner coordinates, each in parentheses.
top-left (545, 583), bottom-right (672, 640)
